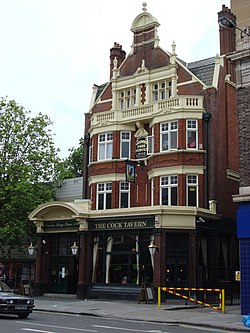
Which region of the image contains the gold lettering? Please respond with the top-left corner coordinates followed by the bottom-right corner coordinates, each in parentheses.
top-left (95, 223), bottom-right (106, 229)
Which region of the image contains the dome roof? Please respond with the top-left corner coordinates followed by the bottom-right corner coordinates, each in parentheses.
top-left (131, 2), bottom-right (160, 33)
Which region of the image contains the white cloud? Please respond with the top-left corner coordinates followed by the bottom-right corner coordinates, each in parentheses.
top-left (0, 0), bottom-right (230, 157)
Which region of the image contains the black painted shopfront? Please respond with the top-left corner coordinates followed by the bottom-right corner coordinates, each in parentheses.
top-left (29, 201), bottom-right (238, 300)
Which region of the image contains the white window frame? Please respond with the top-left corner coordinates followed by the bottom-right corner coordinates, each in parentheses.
top-left (160, 121), bottom-right (178, 151)
top-left (97, 182), bottom-right (112, 210)
top-left (160, 175), bottom-right (178, 206)
top-left (89, 145), bottom-right (93, 163)
top-left (98, 133), bottom-right (113, 161)
top-left (119, 181), bottom-right (130, 208)
top-left (119, 88), bottom-right (136, 110)
top-left (147, 127), bottom-right (154, 155)
top-left (120, 131), bottom-right (131, 159)
top-left (186, 174), bottom-right (198, 207)
top-left (152, 80), bottom-right (172, 102)
top-left (186, 119), bottom-right (198, 149)
top-left (151, 178), bottom-right (154, 206)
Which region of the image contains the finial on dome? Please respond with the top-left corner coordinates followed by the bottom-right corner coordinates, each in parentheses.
top-left (142, 2), bottom-right (147, 12)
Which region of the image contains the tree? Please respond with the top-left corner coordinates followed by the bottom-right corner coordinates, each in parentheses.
top-left (0, 97), bottom-right (59, 255)
top-left (55, 137), bottom-right (84, 181)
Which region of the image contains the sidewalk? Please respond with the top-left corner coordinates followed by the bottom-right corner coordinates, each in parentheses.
top-left (33, 296), bottom-right (249, 332)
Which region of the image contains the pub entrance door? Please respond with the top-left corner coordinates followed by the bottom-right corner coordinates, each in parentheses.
top-left (47, 233), bottom-right (78, 294)
top-left (165, 233), bottom-right (189, 287)
top-left (48, 256), bottom-right (78, 294)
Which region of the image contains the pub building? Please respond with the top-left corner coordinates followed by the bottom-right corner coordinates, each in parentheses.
top-left (29, 4), bottom-right (240, 300)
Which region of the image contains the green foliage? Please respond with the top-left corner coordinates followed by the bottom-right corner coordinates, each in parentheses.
top-left (55, 137), bottom-right (84, 181)
top-left (0, 97), bottom-right (59, 255)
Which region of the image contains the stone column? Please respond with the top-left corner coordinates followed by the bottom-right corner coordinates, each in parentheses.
top-left (33, 235), bottom-right (44, 296)
top-left (77, 231), bottom-right (89, 299)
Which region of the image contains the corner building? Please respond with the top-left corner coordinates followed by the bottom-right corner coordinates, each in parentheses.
top-left (30, 4), bottom-right (239, 300)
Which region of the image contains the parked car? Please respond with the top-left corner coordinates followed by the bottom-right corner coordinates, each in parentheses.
top-left (0, 281), bottom-right (34, 319)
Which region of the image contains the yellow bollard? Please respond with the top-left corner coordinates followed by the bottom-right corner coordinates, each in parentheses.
top-left (158, 287), bottom-right (161, 309)
top-left (221, 289), bottom-right (225, 313)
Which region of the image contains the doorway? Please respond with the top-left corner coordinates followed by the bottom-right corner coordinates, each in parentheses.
top-left (47, 233), bottom-right (78, 294)
top-left (48, 256), bottom-right (78, 294)
top-left (166, 233), bottom-right (188, 287)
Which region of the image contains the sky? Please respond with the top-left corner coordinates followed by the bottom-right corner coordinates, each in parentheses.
top-left (0, 0), bottom-right (230, 158)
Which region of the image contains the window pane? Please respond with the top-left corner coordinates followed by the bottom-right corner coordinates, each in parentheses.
top-left (147, 136), bottom-right (154, 154)
top-left (106, 193), bottom-right (112, 209)
top-left (170, 132), bottom-right (177, 149)
top-left (121, 193), bottom-right (129, 208)
top-left (98, 193), bottom-right (104, 210)
top-left (99, 134), bottom-right (105, 142)
top-left (106, 183), bottom-right (112, 191)
top-left (188, 187), bottom-right (197, 206)
top-left (187, 131), bottom-right (197, 148)
top-left (162, 188), bottom-right (168, 205)
top-left (99, 144), bottom-right (105, 160)
top-left (171, 121), bottom-right (178, 130)
top-left (121, 182), bottom-right (129, 190)
top-left (121, 141), bottom-right (129, 158)
top-left (162, 123), bottom-right (168, 131)
top-left (161, 176), bottom-right (168, 185)
top-left (171, 187), bottom-right (178, 205)
top-left (106, 142), bottom-right (113, 159)
top-left (162, 133), bottom-right (169, 150)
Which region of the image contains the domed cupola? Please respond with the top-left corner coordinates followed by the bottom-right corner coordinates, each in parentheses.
top-left (131, 2), bottom-right (160, 53)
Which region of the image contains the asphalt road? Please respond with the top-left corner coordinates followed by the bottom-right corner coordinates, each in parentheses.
top-left (0, 311), bottom-right (238, 333)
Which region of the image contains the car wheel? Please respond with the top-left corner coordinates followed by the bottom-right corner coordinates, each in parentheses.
top-left (18, 313), bottom-right (29, 319)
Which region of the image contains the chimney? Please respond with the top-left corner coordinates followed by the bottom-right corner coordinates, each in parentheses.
top-left (110, 42), bottom-right (126, 79)
top-left (218, 5), bottom-right (236, 55)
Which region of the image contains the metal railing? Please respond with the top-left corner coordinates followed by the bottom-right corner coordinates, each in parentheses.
top-left (158, 287), bottom-right (225, 313)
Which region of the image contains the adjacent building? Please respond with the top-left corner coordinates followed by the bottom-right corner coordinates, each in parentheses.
top-left (229, 0), bottom-right (250, 315)
top-left (29, 4), bottom-right (240, 300)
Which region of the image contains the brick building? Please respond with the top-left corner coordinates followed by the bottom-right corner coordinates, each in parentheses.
top-left (29, 4), bottom-right (240, 300)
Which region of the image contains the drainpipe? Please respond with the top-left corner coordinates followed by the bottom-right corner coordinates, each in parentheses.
top-left (83, 133), bottom-right (90, 199)
top-left (203, 111), bottom-right (211, 209)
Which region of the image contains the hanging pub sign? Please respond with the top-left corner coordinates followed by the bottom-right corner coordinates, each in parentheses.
top-left (135, 137), bottom-right (147, 159)
top-left (126, 162), bottom-right (135, 183)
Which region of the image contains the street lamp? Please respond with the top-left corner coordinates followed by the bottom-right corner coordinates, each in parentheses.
top-left (218, 16), bottom-right (250, 36)
top-left (71, 242), bottom-right (78, 256)
top-left (27, 243), bottom-right (35, 256)
top-left (148, 240), bottom-right (157, 270)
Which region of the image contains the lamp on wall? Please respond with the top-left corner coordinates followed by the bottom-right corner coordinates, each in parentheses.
top-left (27, 243), bottom-right (35, 256)
top-left (148, 240), bottom-right (157, 269)
top-left (218, 16), bottom-right (250, 36)
top-left (71, 242), bottom-right (79, 256)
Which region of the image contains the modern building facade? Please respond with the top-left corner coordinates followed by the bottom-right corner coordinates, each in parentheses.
top-left (29, 4), bottom-right (240, 300)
